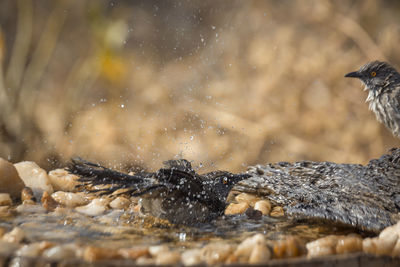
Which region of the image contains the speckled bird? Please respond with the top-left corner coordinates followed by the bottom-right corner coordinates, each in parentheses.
top-left (345, 61), bottom-right (400, 137)
top-left (68, 158), bottom-right (251, 225)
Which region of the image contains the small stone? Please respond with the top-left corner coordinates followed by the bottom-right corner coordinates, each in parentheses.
top-left (234, 234), bottom-right (267, 263)
top-left (75, 198), bottom-right (108, 216)
top-left (136, 256), bottom-right (155, 265)
top-left (181, 248), bottom-right (203, 266)
top-left (41, 191), bottom-right (60, 211)
top-left (2, 227), bottom-right (25, 243)
top-left (235, 193), bottom-right (259, 206)
top-left (42, 243), bottom-right (80, 260)
top-left (51, 191), bottom-right (88, 207)
top-left (0, 193), bottom-right (11, 206)
top-left (16, 203), bottom-right (46, 214)
top-left (149, 245), bottom-right (169, 256)
top-left (273, 236), bottom-right (304, 258)
top-left (224, 202), bottom-right (249, 215)
top-left (109, 196), bottom-right (131, 210)
top-left (155, 250), bottom-right (181, 265)
top-left (118, 247), bottom-right (150, 259)
top-left (245, 207), bottom-right (262, 220)
top-left (48, 169), bottom-right (80, 192)
top-left (270, 206), bottom-right (284, 217)
top-left (363, 238), bottom-right (378, 255)
top-left (391, 239), bottom-right (400, 257)
top-left (0, 158), bottom-right (25, 198)
top-left (306, 235), bottom-right (339, 258)
top-left (202, 243), bottom-right (234, 264)
top-left (253, 200), bottom-right (271, 215)
top-left (0, 240), bottom-right (19, 255)
top-left (335, 235), bottom-right (363, 254)
top-left (0, 206), bottom-right (12, 217)
top-left (83, 246), bottom-right (121, 262)
top-left (248, 244), bottom-right (271, 264)
top-left (14, 161), bottom-right (53, 200)
top-left (16, 243), bottom-right (44, 257)
top-left (21, 187), bottom-right (36, 203)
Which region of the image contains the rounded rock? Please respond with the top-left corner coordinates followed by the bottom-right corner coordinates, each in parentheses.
top-left (0, 158), bottom-right (25, 198)
top-left (48, 169), bottom-right (80, 192)
top-left (224, 202), bottom-right (250, 215)
top-left (14, 161), bottom-right (53, 200)
top-left (253, 200), bottom-right (271, 215)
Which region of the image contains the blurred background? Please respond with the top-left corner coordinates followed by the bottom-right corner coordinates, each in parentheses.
top-left (0, 0), bottom-right (400, 172)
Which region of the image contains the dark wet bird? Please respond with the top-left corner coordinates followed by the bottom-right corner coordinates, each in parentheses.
top-left (345, 61), bottom-right (400, 137)
top-left (68, 158), bottom-right (251, 225)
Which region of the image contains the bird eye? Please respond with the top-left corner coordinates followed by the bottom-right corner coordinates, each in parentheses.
top-left (223, 177), bottom-right (228, 184)
top-left (370, 71), bottom-right (377, 77)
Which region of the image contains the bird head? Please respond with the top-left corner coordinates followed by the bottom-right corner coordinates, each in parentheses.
top-left (205, 172), bottom-right (251, 202)
top-left (345, 61), bottom-right (400, 92)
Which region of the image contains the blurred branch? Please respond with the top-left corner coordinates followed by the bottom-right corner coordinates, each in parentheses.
top-left (18, 1), bottom-right (68, 115)
top-left (5, 0), bottom-right (33, 97)
top-left (334, 14), bottom-right (386, 61)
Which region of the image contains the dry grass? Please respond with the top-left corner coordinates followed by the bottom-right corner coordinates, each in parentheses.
top-left (1, 0), bottom-right (400, 172)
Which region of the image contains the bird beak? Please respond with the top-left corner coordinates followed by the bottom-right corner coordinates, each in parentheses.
top-left (344, 71), bottom-right (361, 78)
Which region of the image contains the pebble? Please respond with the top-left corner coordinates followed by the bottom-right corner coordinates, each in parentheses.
top-left (16, 203), bottom-right (47, 214)
top-left (335, 235), bottom-right (363, 254)
top-left (0, 206), bottom-right (12, 217)
top-left (109, 196), bottom-right (131, 210)
top-left (21, 187), bottom-right (36, 203)
top-left (306, 235), bottom-right (362, 258)
top-left (0, 158), bottom-right (25, 198)
top-left (224, 202), bottom-right (249, 215)
top-left (181, 248), bottom-right (203, 266)
top-left (51, 191), bottom-right (89, 207)
top-left (2, 227), bottom-right (25, 243)
top-left (15, 242), bottom-right (50, 257)
top-left (235, 193), bottom-right (259, 206)
top-left (0, 193), bottom-right (11, 206)
top-left (155, 250), bottom-right (181, 265)
top-left (270, 206), bottom-right (284, 217)
top-left (201, 243), bottom-right (234, 264)
top-left (248, 243), bottom-right (271, 264)
top-left (41, 191), bottom-right (60, 211)
top-left (42, 243), bottom-right (80, 260)
top-left (149, 245), bottom-right (169, 256)
top-left (14, 161), bottom-right (53, 200)
top-left (83, 246), bottom-right (122, 262)
top-left (253, 200), bottom-right (271, 215)
top-left (118, 247), bottom-right (150, 259)
top-left (48, 169), bottom-right (80, 192)
top-left (234, 234), bottom-right (268, 263)
top-left (75, 198), bottom-right (108, 216)
top-left (0, 240), bottom-right (19, 255)
top-left (273, 236), bottom-right (305, 258)
top-left (362, 221), bottom-right (400, 256)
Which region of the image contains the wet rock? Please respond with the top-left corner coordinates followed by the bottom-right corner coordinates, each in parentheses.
top-left (148, 245), bottom-right (169, 256)
top-left (249, 243), bottom-right (271, 264)
top-left (109, 196), bottom-right (130, 210)
top-left (41, 191), bottom-right (60, 211)
top-left (0, 240), bottom-right (19, 255)
top-left (201, 243), bottom-right (234, 265)
top-left (14, 161), bottom-right (53, 200)
top-left (51, 191), bottom-right (89, 207)
top-left (0, 193), bottom-right (12, 206)
top-left (75, 198), bottom-right (109, 216)
top-left (224, 202), bottom-right (249, 215)
top-left (253, 200), bottom-right (271, 215)
top-left (0, 158), bottom-right (25, 198)
top-left (2, 227), bottom-right (25, 243)
top-left (21, 187), bottom-right (36, 203)
top-left (15, 241), bottom-right (54, 257)
top-left (336, 235), bottom-right (363, 254)
top-left (48, 169), bottom-right (80, 192)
